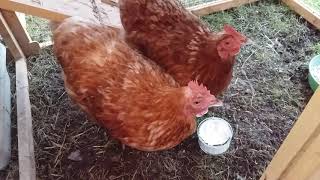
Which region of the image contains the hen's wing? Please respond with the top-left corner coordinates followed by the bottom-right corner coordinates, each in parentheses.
top-left (119, 0), bottom-right (211, 81)
top-left (119, 0), bottom-right (201, 31)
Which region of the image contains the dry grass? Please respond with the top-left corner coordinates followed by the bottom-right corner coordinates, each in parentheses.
top-left (1, 1), bottom-right (320, 180)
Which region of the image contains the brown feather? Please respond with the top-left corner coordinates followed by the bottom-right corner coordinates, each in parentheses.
top-left (119, 0), bottom-right (246, 95)
top-left (52, 17), bottom-right (211, 151)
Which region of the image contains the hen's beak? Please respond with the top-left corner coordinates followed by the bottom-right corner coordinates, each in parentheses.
top-left (209, 99), bottom-right (223, 107)
top-left (245, 38), bottom-right (254, 45)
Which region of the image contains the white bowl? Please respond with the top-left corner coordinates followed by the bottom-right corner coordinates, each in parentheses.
top-left (197, 117), bottom-right (233, 155)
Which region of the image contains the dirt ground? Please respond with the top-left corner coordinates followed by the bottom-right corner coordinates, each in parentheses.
top-left (1, 1), bottom-right (320, 180)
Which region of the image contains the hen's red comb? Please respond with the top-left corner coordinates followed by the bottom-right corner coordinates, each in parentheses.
top-left (223, 24), bottom-right (247, 43)
top-left (188, 80), bottom-right (211, 95)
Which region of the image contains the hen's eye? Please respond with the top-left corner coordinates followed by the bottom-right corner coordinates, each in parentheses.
top-left (194, 101), bottom-right (200, 104)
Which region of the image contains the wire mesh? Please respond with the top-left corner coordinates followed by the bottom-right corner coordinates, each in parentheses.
top-left (179, 0), bottom-right (218, 7)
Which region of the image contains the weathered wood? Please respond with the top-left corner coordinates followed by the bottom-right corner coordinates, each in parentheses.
top-left (0, 0), bottom-right (122, 28)
top-left (0, 43), bottom-right (11, 170)
top-left (0, 9), bottom-right (36, 180)
top-left (260, 89), bottom-right (320, 180)
top-left (0, 10), bottom-right (25, 60)
top-left (283, 0), bottom-right (320, 29)
top-left (16, 12), bottom-right (26, 29)
top-left (283, 134), bottom-right (320, 180)
top-left (187, 0), bottom-right (258, 16)
top-left (1, 9), bottom-right (40, 57)
top-left (100, 0), bottom-right (257, 16)
top-left (16, 57), bottom-right (36, 180)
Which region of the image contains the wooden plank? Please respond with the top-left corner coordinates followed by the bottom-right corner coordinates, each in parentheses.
top-left (309, 168), bottom-right (320, 180)
top-left (0, 43), bottom-right (11, 170)
top-left (16, 57), bottom-right (36, 180)
top-left (0, 0), bottom-right (122, 28)
top-left (260, 89), bottom-right (320, 180)
top-left (187, 0), bottom-right (258, 16)
top-left (0, 0), bottom-right (67, 22)
top-left (283, 133), bottom-right (320, 180)
top-left (16, 12), bottom-right (26, 29)
top-left (282, 0), bottom-right (320, 29)
top-left (0, 10), bottom-right (25, 59)
top-left (100, 0), bottom-right (257, 16)
top-left (0, 10), bottom-right (36, 180)
top-left (1, 9), bottom-right (40, 57)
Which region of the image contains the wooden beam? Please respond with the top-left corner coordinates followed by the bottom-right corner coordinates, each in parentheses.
top-left (283, 0), bottom-right (320, 30)
top-left (283, 134), bottom-right (320, 180)
top-left (0, 0), bottom-right (122, 28)
top-left (100, 0), bottom-right (257, 16)
top-left (0, 10), bottom-right (36, 180)
top-left (187, 0), bottom-right (258, 16)
top-left (260, 89), bottom-right (320, 180)
top-left (15, 57), bottom-right (36, 180)
top-left (1, 9), bottom-right (40, 57)
top-left (0, 10), bottom-right (25, 59)
top-left (0, 0), bottom-right (67, 22)
top-left (0, 43), bottom-right (11, 170)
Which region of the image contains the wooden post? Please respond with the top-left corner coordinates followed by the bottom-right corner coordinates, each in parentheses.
top-left (15, 57), bottom-right (36, 180)
top-left (1, 9), bottom-right (40, 57)
top-left (0, 11), bottom-right (36, 180)
top-left (0, 43), bottom-right (11, 170)
top-left (0, 10), bottom-right (25, 59)
top-left (282, 0), bottom-right (320, 30)
top-left (0, 0), bottom-right (122, 28)
top-left (187, 0), bottom-right (258, 16)
top-left (260, 89), bottom-right (320, 180)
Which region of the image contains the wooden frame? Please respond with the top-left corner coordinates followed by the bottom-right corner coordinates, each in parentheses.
top-left (1, 10), bottom-right (40, 57)
top-left (4, 0), bottom-right (320, 179)
top-left (260, 89), bottom-right (320, 180)
top-left (283, 0), bottom-right (320, 29)
top-left (0, 0), bottom-right (259, 55)
top-left (0, 0), bottom-right (257, 179)
top-left (0, 10), bottom-right (36, 180)
top-left (0, 0), bottom-right (122, 28)
top-left (188, 0), bottom-right (258, 16)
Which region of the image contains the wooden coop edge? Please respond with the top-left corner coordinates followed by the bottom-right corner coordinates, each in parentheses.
top-left (187, 0), bottom-right (258, 16)
top-left (1, 9), bottom-right (40, 57)
top-left (0, 0), bottom-right (68, 22)
top-left (0, 0), bottom-right (259, 23)
top-left (0, 10), bottom-right (36, 180)
top-left (0, 10), bottom-right (24, 59)
top-left (282, 0), bottom-right (320, 29)
top-left (101, 0), bottom-right (258, 16)
top-left (260, 89), bottom-right (320, 180)
top-left (0, 0), bottom-right (122, 28)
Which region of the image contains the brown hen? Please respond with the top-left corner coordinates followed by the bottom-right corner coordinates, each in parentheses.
top-left (53, 17), bottom-right (222, 151)
top-left (119, 0), bottom-right (247, 95)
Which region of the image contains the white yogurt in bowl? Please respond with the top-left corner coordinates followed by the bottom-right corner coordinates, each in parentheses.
top-left (197, 117), bottom-right (233, 155)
